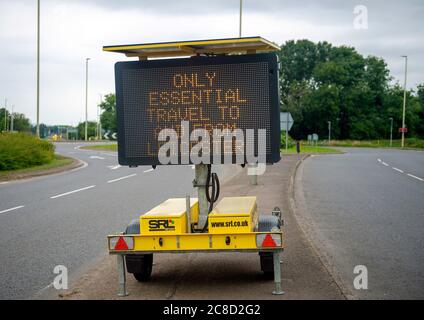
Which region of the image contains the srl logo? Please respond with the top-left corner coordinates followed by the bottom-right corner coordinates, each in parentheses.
top-left (149, 219), bottom-right (175, 231)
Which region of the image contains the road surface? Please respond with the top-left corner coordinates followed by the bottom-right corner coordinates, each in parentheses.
top-left (0, 142), bottom-right (234, 300)
top-left (297, 148), bottom-right (424, 299)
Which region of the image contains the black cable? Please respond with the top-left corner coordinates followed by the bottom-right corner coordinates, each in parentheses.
top-left (202, 165), bottom-right (220, 232)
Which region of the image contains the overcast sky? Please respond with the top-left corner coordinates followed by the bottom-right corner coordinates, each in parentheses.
top-left (0, 0), bottom-right (423, 125)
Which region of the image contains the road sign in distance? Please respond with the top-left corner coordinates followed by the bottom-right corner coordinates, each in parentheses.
top-left (114, 53), bottom-right (281, 166)
top-left (399, 127), bottom-right (408, 133)
top-left (280, 112), bottom-right (294, 131)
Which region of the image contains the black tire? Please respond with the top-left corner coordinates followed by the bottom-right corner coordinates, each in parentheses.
top-left (260, 253), bottom-right (274, 279)
top-left (127, 254), bottom-right (153, 282)
top-left (124, 219), bottom-right (153, 281)
top-left (257, 215), bottom-right (281, 279)
top-left (125, 219), bottom-right (140, 235)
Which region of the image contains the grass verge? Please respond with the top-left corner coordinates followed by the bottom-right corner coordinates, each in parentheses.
top-left (81, 144), bottom-right (117, 151)
top-left (319, 138), bottom-right (424, 149)
top-left (0, 154), bottom-right (74, 181)
top-left (84, 143), bottom-right (341, 155)
top-left (281, 145), bottom-right (341, 154)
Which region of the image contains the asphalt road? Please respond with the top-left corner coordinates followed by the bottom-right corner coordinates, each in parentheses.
top-left (0, 142), bottom-right (234, 300)
top-left (297, 148), bottom-right (424, 299)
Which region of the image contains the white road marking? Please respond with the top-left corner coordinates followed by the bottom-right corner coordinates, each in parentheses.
top-left (100, 152), bottom-right (117, 157)
top-left (144, 168), bottom-right (154, 173)
top-left (0, 205), bottom-right (25, 214)
top-left (378, 158), bottom-right (423, 182)
top-left (0, 181), bottom-right (9, 185)
top-left (191, 165), bottom-right (195, 169)
top-left (108, 165), bottom-right (121, 170)
top-left (50, 185), bottom-right (96, 199)
top-left (89, 156), bottom-right (105, 160)
top-left (107, 174), bottom-right (137, 183)
top-left (407, 174), bottom-right (424, 181)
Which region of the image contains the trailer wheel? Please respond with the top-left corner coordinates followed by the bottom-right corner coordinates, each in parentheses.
top-left (260, 253), bottom-right (274, 279)
top-left (123, 220), bottom-right (153, 281)
top-left (126, 254), bottom-right (153, 282)
top-left (257, 215), bottom-right (281, 279)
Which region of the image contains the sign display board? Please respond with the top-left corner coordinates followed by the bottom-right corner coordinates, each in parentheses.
top-left (114, 53), bottom-right (280, 166)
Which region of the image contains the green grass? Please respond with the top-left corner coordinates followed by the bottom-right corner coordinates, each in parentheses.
top-left (0, 154), bottom-right (74, 180)
top-left (281, 144), bottom-right (341, 154)
top-left (81, 144), bottom-right (117, 151)
top-left (319, 138), bottom-right (424, 149)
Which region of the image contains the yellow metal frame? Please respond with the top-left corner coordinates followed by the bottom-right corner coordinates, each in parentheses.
top-left (103, 36), bottom-right (279, 59)
top-left (108, 231), bottom-right (284, 254)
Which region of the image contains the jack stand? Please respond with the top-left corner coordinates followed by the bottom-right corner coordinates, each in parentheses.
top-left (272, 251), bottom-right (285, 295)
top-left (117, 254), bottom-right (128, 297)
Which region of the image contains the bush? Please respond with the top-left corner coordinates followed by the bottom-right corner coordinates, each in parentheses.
top-left (281, 131), bottom-right (296, 149)
top-left (404, 138), bottom-right (424, 149)
top-left (0, 132), bottom-right (55, 170)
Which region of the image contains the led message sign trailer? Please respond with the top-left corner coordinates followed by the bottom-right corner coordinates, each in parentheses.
top-left (114, 53), bottom-right (280, 166)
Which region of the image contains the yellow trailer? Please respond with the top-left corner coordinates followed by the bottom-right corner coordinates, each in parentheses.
top-left (104, 37), bottom-right (284, 297)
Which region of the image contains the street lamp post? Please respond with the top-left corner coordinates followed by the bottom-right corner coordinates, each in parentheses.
top-left (36, 0), bottom-right (40, 138)
top-left (401, 55), bottom-right (408, 148)
top-left (85, 58), bottom-right (90, 141)
top-left (3, 98), bottom-right (7, 132)
top-left (98, 94), bottom-right (102, 140)
top-left (239, 0), bottom-right (243, 38)
top-left (328, 121), bottom-right (331, 144)
top-left (389, 117), bottom-right (393, 147)
top-left (10, 105), bottom-right (14, 132)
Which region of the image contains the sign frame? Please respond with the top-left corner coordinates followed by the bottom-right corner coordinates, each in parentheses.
top-left (114, 53), bottom-right (281, 166)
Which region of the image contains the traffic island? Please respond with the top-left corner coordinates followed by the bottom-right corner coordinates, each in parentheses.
top-left (0, 154), bottom-right (84, 183)
top-left (53, 154), bottom-right (345, 300)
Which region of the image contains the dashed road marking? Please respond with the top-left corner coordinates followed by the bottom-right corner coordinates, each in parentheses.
top-left (107, 174), bottom-right (137, 184)
top-left (378, 158), bottom-right (423, 182)
top-left (144, 168), bottom-right (154, 173)
top-left (108, 165), bottom-right (121, 170)
top-left (50, 185), bottom-right (96, 199)
top-left (392, 167), bottom-right (404, 173)
top-left (407, 174), bottom-right (424, 182)
top-left (100, 152), bottom-right (117, 157)
top-left (0, 205), bottom-right (25, 214)
top-left (89, 156), bottom-right (105, 160)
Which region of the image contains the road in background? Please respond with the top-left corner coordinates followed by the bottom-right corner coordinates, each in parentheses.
top-left (297, 148), bottom-right (424, 299)
top-left (0, 142), bottom-right (236, 299)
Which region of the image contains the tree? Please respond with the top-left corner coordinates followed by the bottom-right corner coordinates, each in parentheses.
top-left (0, 108), bottom-right (8, 133)
top-left (277, 39), bottom-right (424, 140)
top-left (99, 93), bottom-right (117, 134)
top-left (77, 121), bottom-right (98, 140)
top-left (10, 113), bottom-right (31, 132)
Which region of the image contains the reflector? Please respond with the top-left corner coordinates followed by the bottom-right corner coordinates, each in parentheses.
top-left (256, 233), bottom-right (282, 248)
top-left (109, 236), bottom-right (134, 251)
top-left (115, 236), bottom-right (129, 250)
top-left (262, 234), bottom-right (277, 247)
